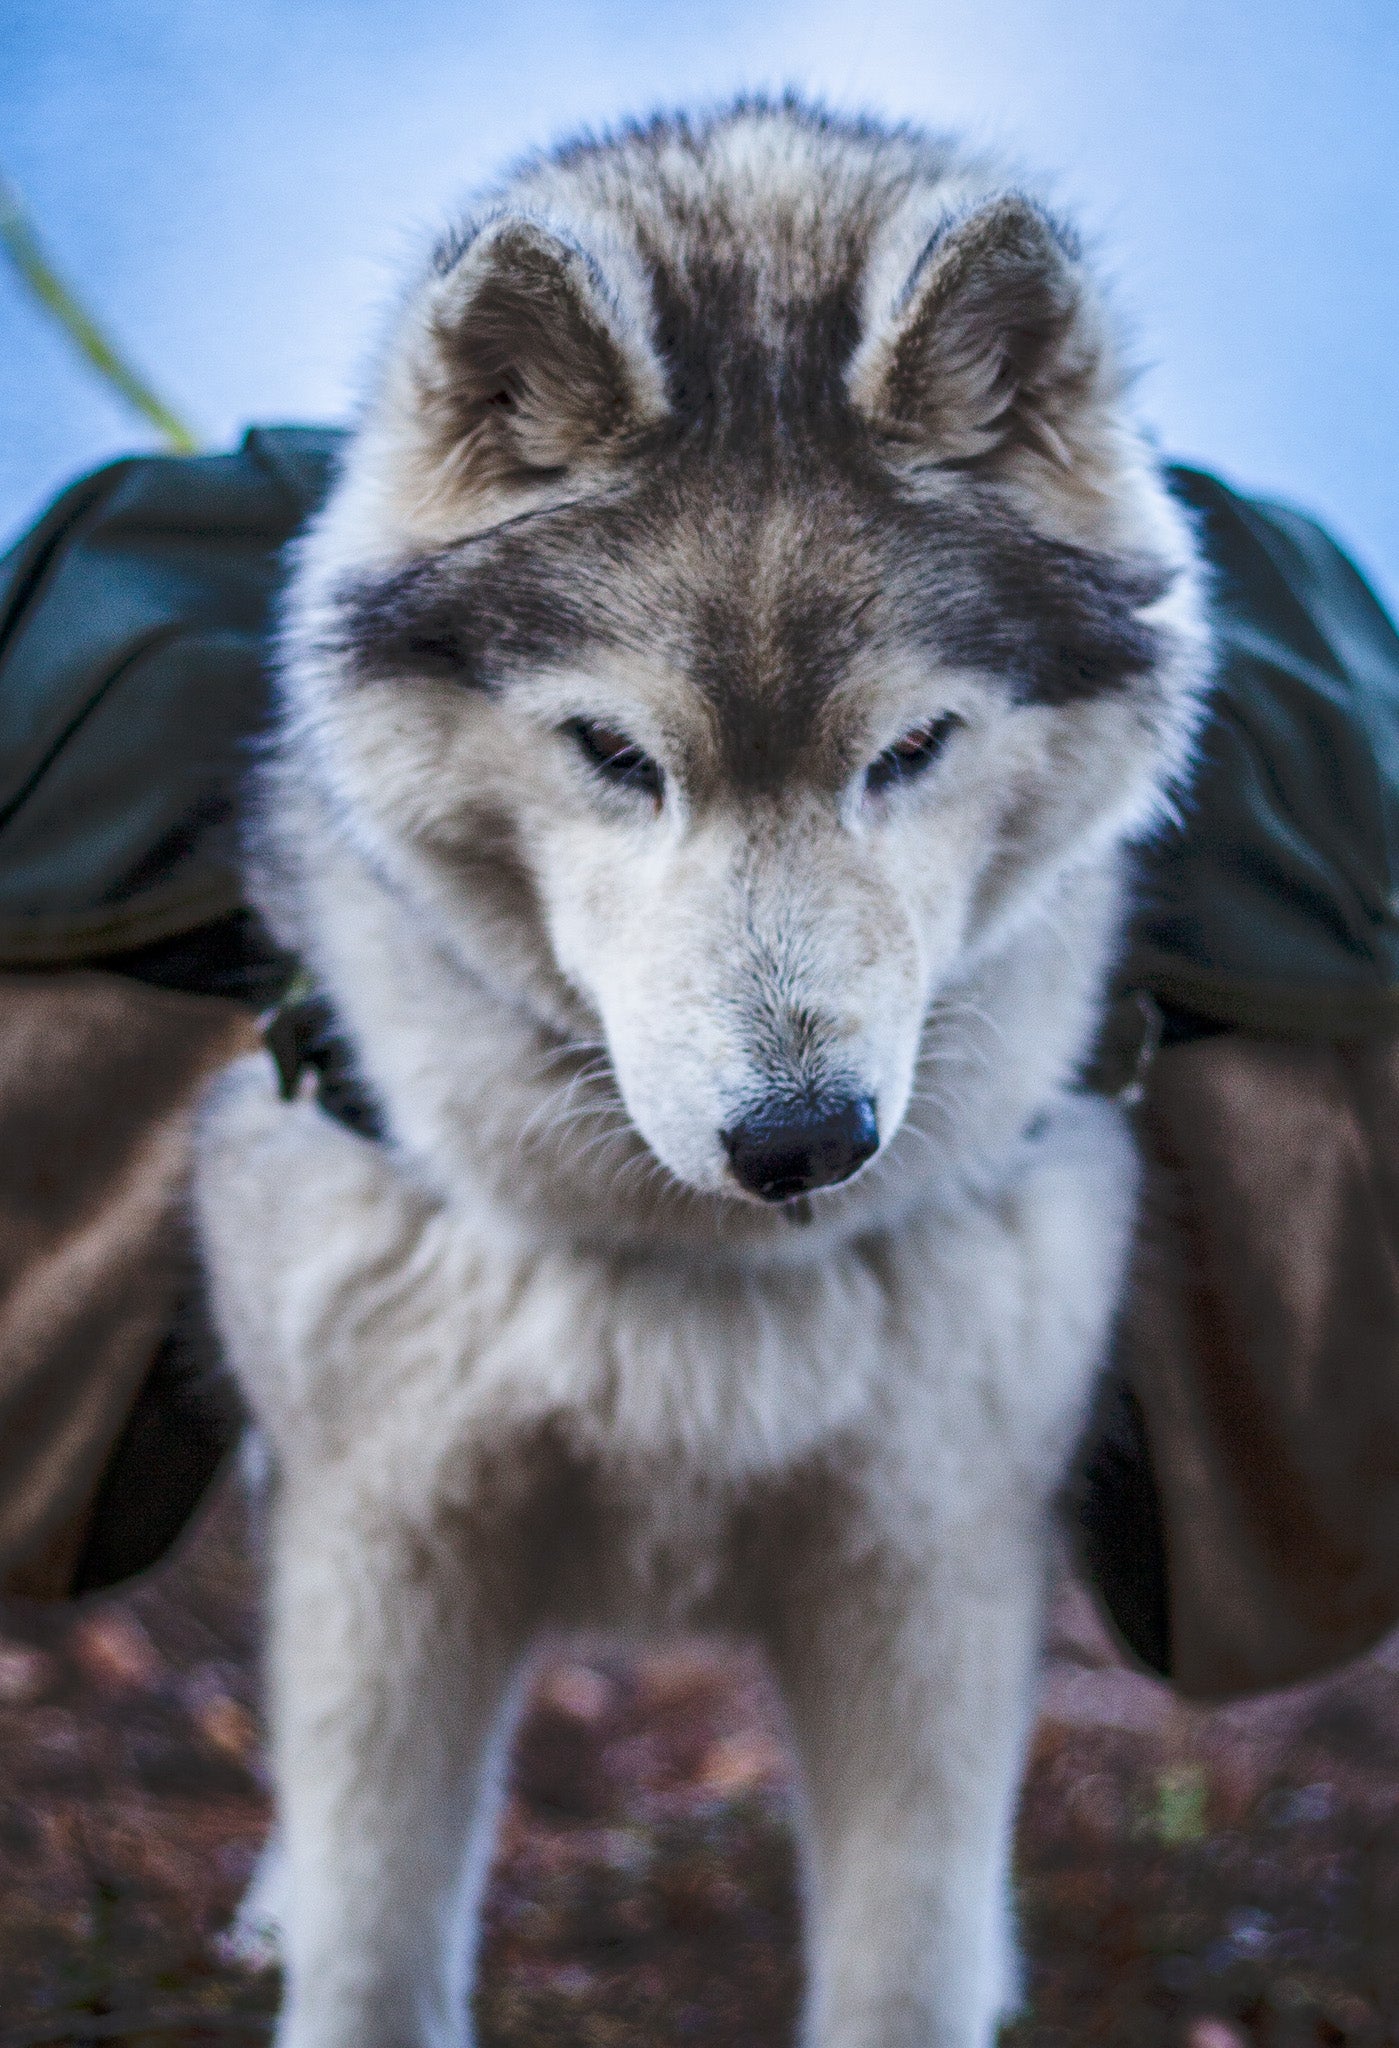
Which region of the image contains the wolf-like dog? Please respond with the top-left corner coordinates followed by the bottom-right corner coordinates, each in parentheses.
top-left (193, 99), bottom-right (1209, 2048)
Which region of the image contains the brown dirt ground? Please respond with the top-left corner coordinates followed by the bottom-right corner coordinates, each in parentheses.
top-left (2, 1479), bottom-right (1397, 2048)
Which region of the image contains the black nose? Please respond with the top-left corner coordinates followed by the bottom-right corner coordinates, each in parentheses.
top-left (723, 1094), bottom-right (879, 1203)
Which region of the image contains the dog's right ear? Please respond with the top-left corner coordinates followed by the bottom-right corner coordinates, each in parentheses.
top-left (396, 216), bottom-right (668, 518)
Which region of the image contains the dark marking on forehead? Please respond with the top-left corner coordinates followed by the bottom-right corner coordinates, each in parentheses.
top-left (640, 233), bottom-right (866, 458)
top-left (331, 463), bottom-right (1172, 793)
top-left (333, 420), bottom-right (1169, 829)
top-left (686, 513), bottom-right (882, 790)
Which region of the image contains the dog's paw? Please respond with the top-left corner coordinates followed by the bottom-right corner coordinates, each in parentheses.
top-left (214, 1833), bottom-right (286, 1974)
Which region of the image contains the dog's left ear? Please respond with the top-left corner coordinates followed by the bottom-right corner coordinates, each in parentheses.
top-left (849, 195), bottom-right (1116, 473)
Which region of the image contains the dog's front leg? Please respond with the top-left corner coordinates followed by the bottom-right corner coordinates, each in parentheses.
top-left (767, 1510), bottom-right (1047, 2048)
top-left (266, 1469), bottom-right (525, 2048)
top-left (761, 1103), bottom-right (1135, 2048)
top-left (195, 1056), bottom-right (532, 2048)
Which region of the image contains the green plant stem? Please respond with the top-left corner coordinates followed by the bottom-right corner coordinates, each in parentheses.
top-left (0, 171), bottom-right (198, 452)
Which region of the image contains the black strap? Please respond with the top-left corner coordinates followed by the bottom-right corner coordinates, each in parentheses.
top-left (262, 989), bottom-right (386, 1141)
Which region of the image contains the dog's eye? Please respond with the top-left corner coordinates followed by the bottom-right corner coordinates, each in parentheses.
top-left (565, 719), bottom-right (664, 806)
top-left (865, 712), bottom-right (964, 795)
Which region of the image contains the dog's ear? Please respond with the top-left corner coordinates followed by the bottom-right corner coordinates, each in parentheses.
top-left (850, 196), bottom-right (1115, 473)
top-left (402, 215), bottom-right (668, 508)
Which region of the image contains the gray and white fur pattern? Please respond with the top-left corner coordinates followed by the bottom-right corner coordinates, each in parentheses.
top-left (194, 100), bottom-right (1209, 2048)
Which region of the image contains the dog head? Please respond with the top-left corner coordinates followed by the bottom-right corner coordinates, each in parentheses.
top-left (283, 107), bottom-right (1206, 1214)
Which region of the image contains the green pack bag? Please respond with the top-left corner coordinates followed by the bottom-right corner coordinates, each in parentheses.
top-left (0, 429), bottom-right (336, 1600)
top-left (1, 431), bottom-right (1397, 1694)
top-left (1073, 469), bottom-right (1399, 1699)
top-left (1124, 465), bottom-right (1399, 1037)
top-left (0, 424), bottom-right (339, 993)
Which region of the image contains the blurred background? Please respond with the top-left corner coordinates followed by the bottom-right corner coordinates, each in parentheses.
top-left (2, 0), bottom-right (1397, 597)
top-left (4, 8), bottom-right (1399, 2041)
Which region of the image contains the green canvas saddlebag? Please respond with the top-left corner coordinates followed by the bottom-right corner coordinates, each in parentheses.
top-left (0, 429), bottom-right (333, 1600)
top-left (2, 430), bottom-right (1398, 1699)
top-left (1078, 468), bottom-right (1399, 1696)
top-left (1124, 465), bottom-right (1399, 1035)
top-left (0, 424), bottom-right (338, 987)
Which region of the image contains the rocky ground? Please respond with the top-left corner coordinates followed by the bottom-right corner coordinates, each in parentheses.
top-left (2, 1481), bottom-right (1397, 2048)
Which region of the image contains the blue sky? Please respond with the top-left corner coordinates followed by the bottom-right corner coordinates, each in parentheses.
top-left (3, 0), bottom-right (1397, 599)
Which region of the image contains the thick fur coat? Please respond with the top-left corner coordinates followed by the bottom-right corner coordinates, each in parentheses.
top-left (193, 101), bottom-right (1209, 2048)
